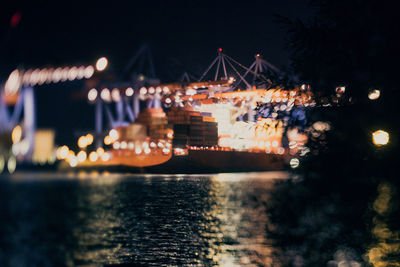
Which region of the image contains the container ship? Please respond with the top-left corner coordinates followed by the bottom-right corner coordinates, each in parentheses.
top-left (59, 85), bottom-right (310, 174)
top-left (0, 49), bottom-right (311, 175)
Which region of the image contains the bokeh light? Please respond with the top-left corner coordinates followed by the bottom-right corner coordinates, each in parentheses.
top-left (104, 135), bottom-right (112, 145)
top-left (84, 66), bottom-right (95, 78)
top-left (125, 87), bottom-right (134, 97)
top-left (96, 57), bottom-right (108, 71)
top-left (101, 152), bottom-right (111, 161)
top-left (69, 156), bottom-right (78, 167)
top-left (290, 158), bottom-right (300, 168)
top-left (100, 88), bottom-right (111, 102)
top-left (109, 129), bottom-right (119, 142)
top-left (111, 88), bottom-right (121, 102)
top-left (77, 151), bottom-right (87, 163)
top-left (7, 157), bottom-right (16, 174)
top-left (96, 147), bottom-right (105, 156)
top-left (5, 69), bottom-right (21, 95)
top-left (56, 145), bottom-right (69, 160)
top-left (88, 88), bottom-right (98, 102)
top-left (86, 134), bottom-right (94, 145)
top-left (78, 136), bottom-right (88, 149)
top-left (11, 125), bottom-right (22, 143)
top-left (89, 151), bottom-right (98, 162)
top-left (368, 89), bottom-right (380, 100)
top-left (372, 130), bottom-right (389, 146)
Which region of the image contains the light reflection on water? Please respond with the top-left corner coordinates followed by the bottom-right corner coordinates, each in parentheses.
top-left (1, 172), bottom-right (398, 266)
top-left (366, 182), bottom-right (400, 267)
top-left (0, 172), bottom-right (283, 266)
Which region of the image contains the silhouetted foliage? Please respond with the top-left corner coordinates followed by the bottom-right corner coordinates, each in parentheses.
top-left (266, 0), bottom-right (400, 265)
top-left (279, 0), bottom-right (400, 98)
top-left (276, 0), bottom-right (400, 179)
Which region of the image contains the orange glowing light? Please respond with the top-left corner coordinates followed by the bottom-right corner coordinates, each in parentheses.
top-left (104, 135), bottom-right (112, 145)
top-left (372, 130), bottom-right (389, 146)
top-left (89, 151), bottom-right (98, 162)
top-left (11, 125), bottom-right (22, 143)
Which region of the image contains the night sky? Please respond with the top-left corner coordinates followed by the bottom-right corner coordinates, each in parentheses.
top-left (1, 0), bottom-right (313, 145)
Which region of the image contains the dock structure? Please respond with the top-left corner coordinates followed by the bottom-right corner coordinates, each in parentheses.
top-left (0, 63), bottom-right (98, 171)
top-left (0, 47), bottom-right (310, 172)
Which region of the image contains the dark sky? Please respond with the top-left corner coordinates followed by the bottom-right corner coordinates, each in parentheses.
top-left (1, 0), bottom-right (313, 144)
top-left (2, 0), bottom-right (314, 75)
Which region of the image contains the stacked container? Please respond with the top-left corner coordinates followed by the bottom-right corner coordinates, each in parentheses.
top-left (167, 107), bottom-right (218, 148)
top-left (136, 108), bottom-right (171, 140)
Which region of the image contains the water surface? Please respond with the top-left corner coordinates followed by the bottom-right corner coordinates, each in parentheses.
top-left (0, 172), bottom-right (286, 266)
top-left (0, 172), bottom-right (397, 266)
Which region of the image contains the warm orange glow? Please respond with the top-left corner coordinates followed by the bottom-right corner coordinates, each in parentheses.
top-left (373, 130), bottom-right (389, 146)
top-left (32, 130), bottom-right (55, 164)
top-left (56, 145), bottom-right (69, 160)
top-left (66, 150), bottom-right (75, 162)
top-left (69, 156), bottom-right (78, 167)
top-left (96, 147), bottom-right (105, 156)
top-left (120, 141), bottom-right (127, 149)
top-left (104, 135), bottom-right (112, 145)
top-left (89, 151), bottom-right (98, 162)
top-left (77, 150), bottom-right (87, 162)
top-left (101, 152), bottom-right (111, 161)
top-left (85, 134), bottom-right (94, 145)
top-left (109, 129), bottom-right (119, 142)
top-left (11, 125), bottom-right (22, 143)
top-left (78, 136), bottom-right (88, 149)
top-left (113, 141), bottom-right (120, 149)
top-left (167, 131), bottom-right (173, 139)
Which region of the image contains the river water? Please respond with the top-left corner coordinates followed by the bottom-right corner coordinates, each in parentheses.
top-left (0, 172), bottom-right (398, 266)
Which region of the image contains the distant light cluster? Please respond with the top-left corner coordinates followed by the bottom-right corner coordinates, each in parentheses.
top-left (4, 66), bottom-right (95, 95)
top-left (87, 85), bottom-right (314, 112)
top-left (88, 86), bottom-right (171, 103)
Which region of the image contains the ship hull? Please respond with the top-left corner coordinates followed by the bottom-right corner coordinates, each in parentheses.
top-left (68, 150), bottom-right (285, 174)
